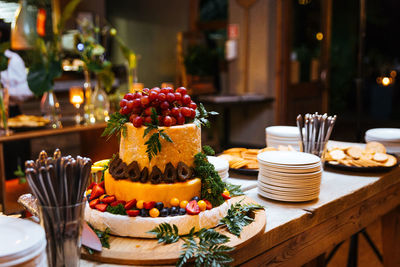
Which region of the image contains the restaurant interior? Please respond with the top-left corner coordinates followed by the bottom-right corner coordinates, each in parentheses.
top-left (1, 0), bottom-right (400, 266)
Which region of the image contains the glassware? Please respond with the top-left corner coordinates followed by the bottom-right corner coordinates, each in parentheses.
top-left (41, 90), bottom-right (62, 128)
top-left (38, 202), bottom-right (85, 267)
top-left (11, 0), bottom-right (38, 50)
top-left (83, 69), bottom-right (95, 125)
top-left (69, 86), bottom-right (84, 125)
top-left (91, 84), bottom-right (110, 123)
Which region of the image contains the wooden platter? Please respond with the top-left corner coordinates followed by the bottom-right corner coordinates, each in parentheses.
top-left (81, 196), bottom-right (266, 265)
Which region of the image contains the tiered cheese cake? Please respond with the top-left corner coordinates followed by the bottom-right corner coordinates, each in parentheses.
top-left (85, 87), bottom-right (231, 238)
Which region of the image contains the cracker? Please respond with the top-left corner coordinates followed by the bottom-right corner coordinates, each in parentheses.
top-left (259, 147), bottom-right (278, 153)
top-left (384, 155), bottom-right (397, 167)
top-left (223, 148), bottom-right (247, 154)
top-left (329, 149), bottom-right (346, 161)
top-left (373, 152), bottom-right (388, 163)
top-left (366, 142), bottom-right (386, 154)
top-left (346, 146), bottom-right (363, 159)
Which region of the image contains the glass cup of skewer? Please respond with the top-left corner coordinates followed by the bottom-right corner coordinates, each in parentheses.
top-left (37, 201), bottom-right (86, 267)
top-left (302, 140), bottom-right (329, 166)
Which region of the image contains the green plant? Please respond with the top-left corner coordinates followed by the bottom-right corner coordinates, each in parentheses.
top-left (27, 0), bottom-right (82, 96)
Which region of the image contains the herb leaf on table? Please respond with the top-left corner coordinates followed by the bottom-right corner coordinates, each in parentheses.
top-left (219, 200), bottom-right (264, 237)
top-left (224, 182), bottom-right (244, 197)
top-left (83, 224), bottom-right (111, 254)
top-left (147, 223), bottom-right (180, 244)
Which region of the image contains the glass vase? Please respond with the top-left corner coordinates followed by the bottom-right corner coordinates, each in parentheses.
top-left (41, 90), bottom-right (62, 128)
top-left (83, 69), bottom-right (95, 124)
top-left (91, 85), bottom-right (110, 123)
top-left (11, 0), bottom-right (38, 50)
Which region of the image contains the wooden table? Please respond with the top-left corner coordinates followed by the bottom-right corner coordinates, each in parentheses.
top-left (0, 123), bottom-right (118, 214)
top-left (82, 159), bottom-right (400, 266)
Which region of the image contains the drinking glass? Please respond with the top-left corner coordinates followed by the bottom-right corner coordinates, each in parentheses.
top-left (38, 202), bottom-right (85, 267)
top-left (69, 86), bottom-right (84, 125)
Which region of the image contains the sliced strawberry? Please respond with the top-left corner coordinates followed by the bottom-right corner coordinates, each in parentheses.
top-left (143, 201), bottom-right (156, 210)
top-left (95, 203), bottom-right (108, 212)
top-left (102, 195), bottom-right (116, 204)
top-left (221, 192), bottom-right (231, 200)
top-left (90, 185), bottom-right (105, 200)
top-left (98, 181), bottom-right (105, 189)
top-left (110, 200), bottom-right (126, 207)
top-left (89, 198), bottom-right (100, 209)
top-left (127, 210), bottom-right (140, 217)
top-left (124, 199), bottom-right (137, 210)
top-left (203, 199), bottom-right (213, 210)
top-left (87, 182), bottom-right (96, 190)
top-left (186, 200), bottom-right (200, 215)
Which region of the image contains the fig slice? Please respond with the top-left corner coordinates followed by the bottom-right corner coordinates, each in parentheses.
top-left (140, 167), bottom-right (149, 183)
top-left (126, 161), bottom-right (141, 182)
top-left (163, 163), bottom-right (177, 183)
top-left (150, 166), bottom-right (163, 184)
top-left (177, 162), bottom-right (193, 182)
top-left (114, 162), bottom-right (127, 180)
top-left (109, 157), bottom-right (122, 175)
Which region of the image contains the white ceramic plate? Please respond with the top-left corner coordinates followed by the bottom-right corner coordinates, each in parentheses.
top-left (265, 126), bottom-right (300, 138)
top-left (258, 182), bottom-right (320, 195)
top-left (258, 180), bottom-right (320, 192)
top-left (257, 188), bottom-right (319, 202)
top-left (207, 156), bottom-right (229, 172)
top-left (0, 216), bottom-right (46, 261)
top-left (258, 151), bottom-right (321, 166)
top-left (365, 128), bottom-right (400, 141)
top-left (258, 176), bottom-right (321, 188)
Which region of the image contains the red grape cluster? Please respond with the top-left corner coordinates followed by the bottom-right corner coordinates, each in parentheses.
top-left (119, 87), bottom-right (197, 128)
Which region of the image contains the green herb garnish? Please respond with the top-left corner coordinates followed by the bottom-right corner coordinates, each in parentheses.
top-left (101, 112), bottom-right (129, 140)
top-left (177, 228), bottom-right (233, 267)
top-left (194, 146), bottom-right (225, 207)
top-left (148, 223), bottom-right (233, 267)
top-left (219, 200), bottom-right (264, 237)
top-left (143, 108), bottom-right (173, 161)
top-left (106, 203), bottom-right (127, 215)
top-left (147, 223), bottom-right (180, 244)
top-left (202, 145), bottom-right (215, 156)
top-left (194, 103), bottom-right (219, 128)
top-left (224, 182), bottom-right (244, 197)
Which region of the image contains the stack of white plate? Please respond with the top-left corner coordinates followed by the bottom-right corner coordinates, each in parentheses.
top-left (365, 128), bottom-right (400, 154)
top-left (207, 156), bottom-right (229, 181)
top-left (265, 126), bottom-right (301, 151)
top-left (257, 151), bottom-right (322, 202)
top-left (0, 216), bottom-right (47, 266)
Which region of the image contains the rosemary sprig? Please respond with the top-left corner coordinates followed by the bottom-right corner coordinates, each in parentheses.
top-left (219, 200), bottom-right (264, 237)
top-left (143, 108), bottom-right (173, 161)
top-left (101, 112), bottom-right (129, 140)
top-left (194, 103), bottom-right (219, 128)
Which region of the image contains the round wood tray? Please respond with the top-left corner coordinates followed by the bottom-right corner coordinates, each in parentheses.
top-left (81, 196), bottom-right (266, 265)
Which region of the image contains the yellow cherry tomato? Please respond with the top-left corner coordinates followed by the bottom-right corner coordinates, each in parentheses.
top-left (180, 200), bottom-right (189, 209)
top-left (223, 189), bottom-right (230, 196)
top-left (86, 189), bottom-right (92, 196)
top-left (149, 208), bottom-right (160, 218)
top-left (170, 197), bottom-right (180, 207)
top-left (136, 200), bottom-right (144, 209)
top-left (197, 200), bottom-right (207, 211)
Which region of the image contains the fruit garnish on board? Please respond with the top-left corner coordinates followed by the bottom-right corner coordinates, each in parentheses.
top-left (102, 86), bottom-right (217, 161)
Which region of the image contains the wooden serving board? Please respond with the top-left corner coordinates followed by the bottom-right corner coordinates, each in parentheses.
top-left (81, 196), bottom-right (266, 265)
